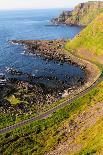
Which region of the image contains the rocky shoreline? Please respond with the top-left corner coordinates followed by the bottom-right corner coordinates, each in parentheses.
top-left (0, 39), bottom-right (87, 116)
top-left (0, 73), bottom-right (84, 116)
top-left (11, 39), bottom-right (100, 84)
top-left (11, 38), bottom-right (101, 86)
top-left (0, 38), bottom-right (100, 117)
top-left (11, 39), bottom-right (85, 68)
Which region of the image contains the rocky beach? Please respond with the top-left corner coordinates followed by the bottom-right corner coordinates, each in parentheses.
top-left (11, 39), bottom-right (86, 67)
top-left (0, 39), bottom-right (87, 116)
top-left (0, 37), bottom-right (100, 125)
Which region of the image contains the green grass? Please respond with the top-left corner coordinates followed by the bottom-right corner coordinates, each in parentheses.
top-left (0, 114), bottom-right (16, 130)
top-left (66, 2), bottom-right (103, 26)
top-left (0, 81), bottom-right (103, 155)
top-left (76, 118), bottom-right (103, 155)
top-left (78, 8), bottom-right (103, 26)
top-left (65, 13), bottom-right (103, 64)
top-left (7, 95), bottom-right (21, 105)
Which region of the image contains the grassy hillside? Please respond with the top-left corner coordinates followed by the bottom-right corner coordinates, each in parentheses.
top-left (77, 7), bottom-right (103, 26)
top-left (65, 1), bottom-right (103, 26)
top-left (0, 80), bottom-right (103, 155)
top-left (66, 13), bottom-right (103, 65)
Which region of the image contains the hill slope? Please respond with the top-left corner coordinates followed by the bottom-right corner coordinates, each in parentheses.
top-left (0, 80), bottom-right (103, 155)
top-left (66, 13), bottom-right (103, 65)
top-left (52, 1), bottom-right (103, 26)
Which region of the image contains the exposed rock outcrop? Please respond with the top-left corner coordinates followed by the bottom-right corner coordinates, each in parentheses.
top-left (52, 1), bottom-right (103, 26)
top-left (51, 11), bottom-right (72, 24)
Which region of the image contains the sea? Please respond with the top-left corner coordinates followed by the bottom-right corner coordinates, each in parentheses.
top-left (0, 9), bottom-right (84, 88)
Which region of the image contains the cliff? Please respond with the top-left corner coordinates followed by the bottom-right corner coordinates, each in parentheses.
top-left (66, 13), bottom-right (103, 64)
top-left (52, 1), bottom-right (103, 26)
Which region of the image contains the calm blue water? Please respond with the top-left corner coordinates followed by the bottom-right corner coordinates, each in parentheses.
top-left (0, 9), bottom-right (84, 87)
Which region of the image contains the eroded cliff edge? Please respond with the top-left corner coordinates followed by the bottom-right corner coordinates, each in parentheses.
top-left (51, 1), bottom-right (103, 26)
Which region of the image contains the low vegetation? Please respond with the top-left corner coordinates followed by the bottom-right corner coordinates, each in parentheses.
top-left (68, 5), bottom-right (103, 26)
top-left (66, 13), bottom-right (103, 65)
top-left (0, 81), bottom-right (103, 155)
top-left (76, 118), bottom-right (103, 155)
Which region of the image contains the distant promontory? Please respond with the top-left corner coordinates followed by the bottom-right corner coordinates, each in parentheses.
top-left (51, 1), bottom-right (103, 26)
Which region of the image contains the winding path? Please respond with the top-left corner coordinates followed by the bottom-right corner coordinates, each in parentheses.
top-left (0, 76), bottom-right (103, 134)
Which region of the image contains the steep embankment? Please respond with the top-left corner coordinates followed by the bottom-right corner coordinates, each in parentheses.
top-left (52, 1), bottom-right (103, 26)
top-left (66, 13), bottom-right (103, 65)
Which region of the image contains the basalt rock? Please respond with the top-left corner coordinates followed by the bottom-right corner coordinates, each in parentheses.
top-left (11, 39), bottom-right (75, 64)
top-left (51, 11), bottom-right (72, 24)
top-left (6, 67), bottom-right (23, 76)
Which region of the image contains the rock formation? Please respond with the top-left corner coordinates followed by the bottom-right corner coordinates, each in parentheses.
top-left (52, 1), bottom-right (103, 26)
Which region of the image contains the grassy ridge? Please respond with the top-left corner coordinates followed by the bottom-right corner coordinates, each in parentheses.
top-left (74, 8), bottom-right (103, 26)
top-left (66, 13), bottom-right (103, 64)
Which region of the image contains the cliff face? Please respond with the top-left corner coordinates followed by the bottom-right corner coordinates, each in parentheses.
top-left (52, 1), bottom-right (103, 26)
top-left (51, 11), bottom-right (72, 24)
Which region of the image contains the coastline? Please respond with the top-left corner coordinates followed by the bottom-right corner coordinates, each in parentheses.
top-left (0, 4), bottom-right (103, 155)
top-left (0, 39), bottom-right (101, 132)
top-left (11, 39), bottom-right (101, 97)
top-left (0, 39), bottom-right (87, 121)
top-left (11, 39), bottom-right (85, 68)
top-left (0, 39), bottom-right (100, 125)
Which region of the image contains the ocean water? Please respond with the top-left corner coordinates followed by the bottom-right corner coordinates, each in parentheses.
top-left (0, 9), bottom-right (84, 88)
